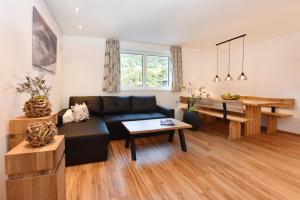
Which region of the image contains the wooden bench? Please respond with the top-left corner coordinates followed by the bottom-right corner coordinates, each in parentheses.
top-left (180, 96), bottom-right (248, 140)
top-left (240, 96), bottom-right (295, 133)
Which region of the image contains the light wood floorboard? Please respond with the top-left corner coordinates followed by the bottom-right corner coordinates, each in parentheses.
top-left (66, 121), bottom-right (300, 200)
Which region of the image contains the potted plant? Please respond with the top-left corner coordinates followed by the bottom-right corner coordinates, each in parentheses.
top-left (182, 82), bottom-right (208, 130)
top-left (15, 74), bottom-right (52, 118)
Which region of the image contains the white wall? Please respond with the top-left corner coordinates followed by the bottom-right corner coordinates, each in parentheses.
top-left (1, 2), bottom-right (298, 199)
top-left (62, 36), bottom-right (181, 114)
top-left (0, 1), bottom-right (63, 199)
top-left (182, 31), bottom-right (300, 134)
top-left (62, 32), bottom-right (300, 134)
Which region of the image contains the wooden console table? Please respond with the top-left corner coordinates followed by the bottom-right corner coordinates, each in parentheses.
top-left (5, 135), bottom-right (66, 200)
top-left (8, 112), bottom-right (57, 150)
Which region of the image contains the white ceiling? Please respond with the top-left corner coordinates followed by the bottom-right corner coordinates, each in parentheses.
top-left (46, 0), bottom-right (300, 49)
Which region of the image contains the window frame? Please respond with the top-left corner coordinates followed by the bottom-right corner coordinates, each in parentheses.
top-left (120, 49), bottom-right (172, 91)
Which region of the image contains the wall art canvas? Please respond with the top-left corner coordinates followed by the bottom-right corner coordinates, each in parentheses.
top-left (32, 7), bottom-right (57, 73)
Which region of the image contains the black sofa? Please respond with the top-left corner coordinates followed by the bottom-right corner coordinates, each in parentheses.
top-left (58, 96), bottom-right (174, 166)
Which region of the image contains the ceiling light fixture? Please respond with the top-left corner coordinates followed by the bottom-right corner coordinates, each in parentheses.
top-left (213, 45), bottom-right (221, 82)
top-left (78, 25), bottom-right (82, 29)
top-left (225, 41), bottom-right (233, 82)
top-left (214, 34), bottom-right (247, 83)
top-left (75, 8), bottom-right (80, 14)
top-left (238, 36), bottom-right (248, 81)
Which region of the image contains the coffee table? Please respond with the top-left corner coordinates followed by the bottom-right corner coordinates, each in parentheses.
top-left (122, 118), bottom-right (192, 161)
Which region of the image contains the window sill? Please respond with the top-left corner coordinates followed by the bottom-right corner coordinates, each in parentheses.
top-left (121, 87), bottom-right (172, 92)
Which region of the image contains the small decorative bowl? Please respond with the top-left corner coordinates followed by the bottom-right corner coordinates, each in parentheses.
top-left (221, 94), bottom-right (240, 100)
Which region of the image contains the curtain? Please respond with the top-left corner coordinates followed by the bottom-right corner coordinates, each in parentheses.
top-left (171, 46), bottom-right (183, 92)
top-left (103, 39), bottom-right (121, 92)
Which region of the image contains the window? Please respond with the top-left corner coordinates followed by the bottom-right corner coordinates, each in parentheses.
top-left (120, 53), bottom-right (143, 87)
top-left (120, 50), bottom-right (171, 90)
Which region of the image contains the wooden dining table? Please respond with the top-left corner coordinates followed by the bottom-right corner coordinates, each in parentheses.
top-left (240, 100), bottom-right (281, 136)
top-left (179, 95), bottom-right (294, 137)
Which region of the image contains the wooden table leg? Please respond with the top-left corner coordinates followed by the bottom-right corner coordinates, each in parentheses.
top-left (178, 129), bottom-right (187, 152)
top-left (229, 121), bottom-right (241, 140)
top-left (245, 105), bottom-right (262, 136)
top-left (125, 138), bottom-right (129, 148)
top-left (130, 137), bottom-right (136, 161)
top-left (267, 116), bottom-right (277, 133)
top-left (168, 132), bottom-right (175, 142)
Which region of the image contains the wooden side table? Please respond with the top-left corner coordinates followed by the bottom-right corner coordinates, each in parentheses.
top-left (5, 135), bottom-right (66, 200)
top-left (8, 112), bottom-right (58, 150)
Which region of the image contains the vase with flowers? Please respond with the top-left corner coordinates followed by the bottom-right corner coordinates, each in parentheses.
top-left (181, 82), bottom-right (208, 130)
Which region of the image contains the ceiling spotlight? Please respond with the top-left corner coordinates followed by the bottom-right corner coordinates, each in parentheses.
top-left (78, 25), bottom-right (82, 29)
top-left (75, 8), bottom-right (80, 14)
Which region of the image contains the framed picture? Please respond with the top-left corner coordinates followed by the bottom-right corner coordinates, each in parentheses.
top-left (32, 7), bottom-right (57, 73)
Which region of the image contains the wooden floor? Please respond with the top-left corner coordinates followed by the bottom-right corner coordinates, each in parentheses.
top-left (66, 121), bottom-right (300, 200)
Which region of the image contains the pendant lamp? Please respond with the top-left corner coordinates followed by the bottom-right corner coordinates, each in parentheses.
top-left (213, 45), bottom-right (221, 82)
top-left (238, 36), bottom-right (248, 81)
top-left (225, 42), bottom-right (233, 81)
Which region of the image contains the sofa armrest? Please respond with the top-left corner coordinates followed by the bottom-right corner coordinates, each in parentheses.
top-left (57, 108), bottom-right (68, 127)
top-left (157, 105), bottom-right (175, 118)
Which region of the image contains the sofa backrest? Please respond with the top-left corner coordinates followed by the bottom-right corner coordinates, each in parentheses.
top-left (68, 95), bottom-right (158, 115)
top-left (102, 96), bottom-right (131, 114)
top-left (69, 96), bottom-right (102, 115)
top-left (131, 96), bottom-right (157, 113)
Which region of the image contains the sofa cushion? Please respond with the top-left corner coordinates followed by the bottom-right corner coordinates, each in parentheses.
top-left (102, 96), bottom-right (131, 114)
top-left (71, 103), bottom-right (90, 122)
top-left (131, 96), bottom-right (157, 113)
top-left (103, 112), bottom-right (166, 128)
top-left (69, 96), bottom-right (101, 115)
top-left (58, 116), bottom-right (109, 148)
top-left (62, 109), bottom-right (74, 124)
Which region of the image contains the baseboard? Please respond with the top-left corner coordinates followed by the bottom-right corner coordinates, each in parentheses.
top-left (206, 119), bottom-right (300, 136)
top-left (261, 126), bottom-right (300, 136)
top-left (277, 129), bottom-right (300, 137)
